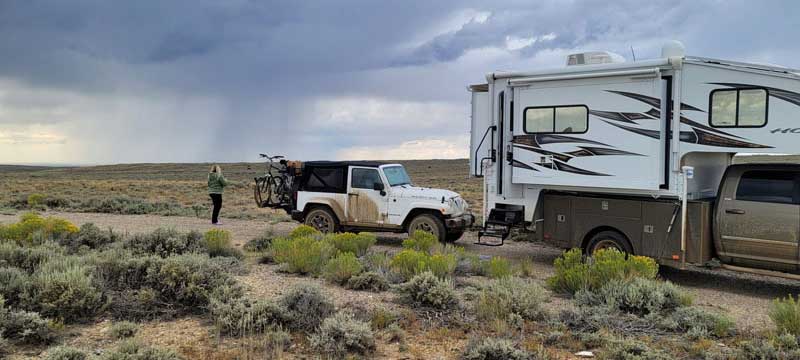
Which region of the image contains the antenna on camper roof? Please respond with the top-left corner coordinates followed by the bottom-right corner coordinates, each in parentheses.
top-left (630, 46), bottom-right (636, 62)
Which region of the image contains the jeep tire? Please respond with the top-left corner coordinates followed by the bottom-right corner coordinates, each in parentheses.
top-left (408, 213), bottom-right (446, 242)
top-left (305, 207), bottom-right (338, 233)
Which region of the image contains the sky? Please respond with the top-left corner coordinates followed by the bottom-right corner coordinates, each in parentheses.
top-left (1, 0), bottom-right (799, 165)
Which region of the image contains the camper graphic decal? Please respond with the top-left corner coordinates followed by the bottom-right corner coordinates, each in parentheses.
top-left (512, 134), bottom-right (642, 176)
top-left (511, 87), bottom-right (783, 176)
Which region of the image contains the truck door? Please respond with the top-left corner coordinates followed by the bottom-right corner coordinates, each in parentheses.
top-left (716, 169), bottom-right (799, 270)
top-left (346, 167), bottom-right (389, 227)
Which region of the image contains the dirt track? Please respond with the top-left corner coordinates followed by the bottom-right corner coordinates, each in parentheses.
top-left (2, 210), bottom-right (798, 332)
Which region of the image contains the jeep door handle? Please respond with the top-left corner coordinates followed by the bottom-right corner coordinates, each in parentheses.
top-left (725, 209), bottom-right (745, 214)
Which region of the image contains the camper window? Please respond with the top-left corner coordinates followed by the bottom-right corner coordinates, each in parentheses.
top-left (710, 88), bottom-right (767, 127)
top-left (524, 105), bottom-right (588, 134)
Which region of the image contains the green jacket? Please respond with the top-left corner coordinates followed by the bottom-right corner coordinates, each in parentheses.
top-left (208, 173), bottom-right (228, 194)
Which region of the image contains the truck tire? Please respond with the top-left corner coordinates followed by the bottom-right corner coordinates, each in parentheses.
top-left (305, 207), bottom-right (338, 233)
top-left (445, 231), bottom-right (464, 243)
top-left (586, 230), bottom-right (633, 255)
top-left (408, 213), bottom-right (447, 242)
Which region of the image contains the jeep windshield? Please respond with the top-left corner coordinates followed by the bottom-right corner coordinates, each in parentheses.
top-left (383, 165), bottom-right (412, 186)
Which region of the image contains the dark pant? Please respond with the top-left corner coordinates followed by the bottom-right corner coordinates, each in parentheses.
top-left (210, 194), bottom-right (222, 223)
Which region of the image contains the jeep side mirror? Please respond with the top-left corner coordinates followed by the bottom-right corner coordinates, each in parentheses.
top-left (373, 182), bottom-right (386, 196)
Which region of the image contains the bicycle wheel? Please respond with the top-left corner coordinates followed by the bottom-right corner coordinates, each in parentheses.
top-left (268, 176), bottom-right (284, 206)
top-left (253, 177), bottom-right (268, 208)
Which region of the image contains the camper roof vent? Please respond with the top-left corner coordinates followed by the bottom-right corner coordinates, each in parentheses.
top-left (566, 51), bottom-right (625, 66)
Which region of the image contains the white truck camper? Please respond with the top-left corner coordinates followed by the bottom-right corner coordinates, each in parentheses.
top-left (469, 41), bottom-right (800, 273)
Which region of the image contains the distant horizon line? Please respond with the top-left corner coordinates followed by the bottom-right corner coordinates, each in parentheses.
top-left (0, 158), bottom-right (470, 168)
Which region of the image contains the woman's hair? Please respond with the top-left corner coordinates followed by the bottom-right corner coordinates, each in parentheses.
top-left (210, 164), bottom-right (222, 175)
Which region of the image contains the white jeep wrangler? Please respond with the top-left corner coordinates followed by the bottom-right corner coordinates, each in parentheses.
top-left (287, 161), bottom-right (474, 242)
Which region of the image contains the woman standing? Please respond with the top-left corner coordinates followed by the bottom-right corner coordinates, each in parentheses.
top-left (208, 164), bottom-right (228, 225)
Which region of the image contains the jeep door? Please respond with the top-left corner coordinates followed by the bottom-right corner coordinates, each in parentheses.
top-left (716, 167), bottom-right (800, 271)
top-left (346, 167), bottom-right (389, 227)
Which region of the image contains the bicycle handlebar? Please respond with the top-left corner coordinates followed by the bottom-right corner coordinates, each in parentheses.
top-left (259, 154), bottom-right (285, 160)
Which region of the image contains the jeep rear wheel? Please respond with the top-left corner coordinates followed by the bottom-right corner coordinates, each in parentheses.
top-left (408, 213), bottom-right (446, 242)
top-left (305, 207), bottom-right (338, 233)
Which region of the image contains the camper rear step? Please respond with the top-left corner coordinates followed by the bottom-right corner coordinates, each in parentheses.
top-left (476, 208), bottom-right (523, 246)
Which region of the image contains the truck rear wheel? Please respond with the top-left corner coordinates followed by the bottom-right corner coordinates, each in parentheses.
top-left (586, 230), bottom-right (632, 254)
top-left (408, 213), bottom-right (446, 242)
top-left (305, 207), bottom-right (338, 233)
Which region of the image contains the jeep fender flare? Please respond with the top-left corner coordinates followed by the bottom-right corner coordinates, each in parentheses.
top-left (302, 198), bottom-right (345, 223)
top-left (400, 204), bottom-right (446, 230)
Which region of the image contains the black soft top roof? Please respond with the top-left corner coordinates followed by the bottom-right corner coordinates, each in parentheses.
top-left (304, 160), bottom-right (390, 168)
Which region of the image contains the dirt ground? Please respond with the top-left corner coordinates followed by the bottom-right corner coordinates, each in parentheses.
top-left (2, 210), bottom-right (797, 338)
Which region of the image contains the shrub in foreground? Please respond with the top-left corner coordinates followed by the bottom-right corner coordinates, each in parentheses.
top-left (147, 254), bottom-right (239, 308)
top-left (402, 231), bottom-right (438, 253)
top-left (280, 284), bottom-right (335, 331)
top-left (390, 249), bottom-right (457, 280)
top-left (323, 252), bottom-right (363, 284)
top-left (575, 277), bottom-right (691, 316)
top-left (346, 271), bottom-right (389, 292)
top-left (203, 229), bottom-right (242, 258)
top-left (124, 228), bottom-right (206, 258)
top-left (604, 338), bottom-right (670, 360)
top-left (0, 296), bottom-right (55, 345)
top-left (770, 295), bottom-right (800, 336)
top-left (109, 321), bottom-right (139, 339)
top-left (667, 306), bottom-right (733, 338)
top-left (44, 346), bottom-right (89, 360)
top-left (310, 312), bottom-right (376, 357)
top-left (288, 225), bottom-right (320, 239)
top-left (398, 271), bottom-right (458, 310)
top-left (60, 223), bottom-right (120, 252)
top-left (0, 240), bottom-right (58, 272)
top-left (210, 297), bottom-right (287, 337)
top-left (244, 231), bottom-right (274, 252)
top-left (28, 257), bottom-right (106, 322)
top-left (327, 232), bottom-right (377, 257)
top-left (0, 266), bottom-right (29, 306)
top-left (0, 212), bottom-right (78, 245)
top-left (483, 256), bottom-right (513, 279)
top-left (461, 338), bottom-right (532, 360)
top-left (476, 277), bottom-right (548, 321)
top-left (270, 236), bottom-right (336, 275)
top-left (547, 248), bottom-right (658, 295)
top-left (101, 341), bottom-right (183, 360)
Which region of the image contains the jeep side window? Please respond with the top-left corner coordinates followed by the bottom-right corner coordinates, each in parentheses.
top-left (351, 168), bottom-right (383, 190)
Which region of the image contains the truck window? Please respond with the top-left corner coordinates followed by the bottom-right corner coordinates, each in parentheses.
top-left (524, 105), bottom-right (588, 134)
top-left (709, 88), bottom-right (767, 127)
top-left (351, 168), bottom-right (383, 189)
top-left (735, 170), bottom-right (795, 204)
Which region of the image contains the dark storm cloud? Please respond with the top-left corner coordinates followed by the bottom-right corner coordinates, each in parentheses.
top-left (1, 0), bottom-right (799, 163)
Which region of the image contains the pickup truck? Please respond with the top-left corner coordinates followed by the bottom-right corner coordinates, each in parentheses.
top-left (284, 161), bottom-right (474, 242)
top-left (532, 163), bottom-right (800, 273)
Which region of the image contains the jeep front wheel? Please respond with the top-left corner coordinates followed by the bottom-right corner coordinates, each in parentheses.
top-left (305, 207), bottom-right (338, 233)
top-left (408, 213), bottom-right (446, 242)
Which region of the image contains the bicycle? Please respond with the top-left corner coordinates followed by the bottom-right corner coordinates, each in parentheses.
top-left (254, 154), bottom-right (292, 208)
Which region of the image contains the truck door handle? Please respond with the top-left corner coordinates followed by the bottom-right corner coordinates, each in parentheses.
top-left (725, 209), bottom-right (745, 214)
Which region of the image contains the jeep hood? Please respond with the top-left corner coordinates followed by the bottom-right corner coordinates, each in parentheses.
top-left (391, 185), bottom-right (460, 200)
